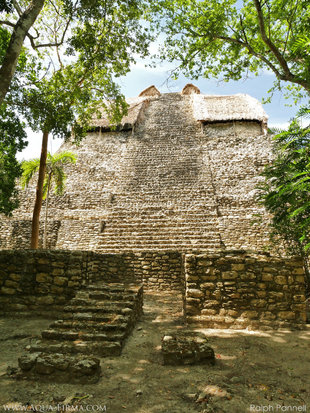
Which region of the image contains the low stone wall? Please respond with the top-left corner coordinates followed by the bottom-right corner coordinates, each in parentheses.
top-left (0, 250), bottom-right (183, 317)
top-left (0, 249), bottom-right (307, 329)
top-left (95, 252), bottom-right (183, 291)
top-left (184, 251), bottom-right (307, 329)
top-left (0, 250), bottom-right (125, 317)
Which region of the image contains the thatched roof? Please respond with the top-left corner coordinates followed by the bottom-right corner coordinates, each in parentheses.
top-left (139, 85), bottom-right (161, 97)
top-left (90, 97), bottom-right (148, 130)
top-left (181, 83), bottom-right (200, 95)
top-left (191, 94), bottom-right (268, 124)
top-left (89, 90), bottom-right (268, 131)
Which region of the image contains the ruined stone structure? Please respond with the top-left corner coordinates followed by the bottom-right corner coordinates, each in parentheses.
top-left (0, 85), bottom-right (307, 333)
top-left (1, 85), bottom-right (271, 252)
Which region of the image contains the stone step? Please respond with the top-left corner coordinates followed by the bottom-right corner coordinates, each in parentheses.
top-left (87, 292), bottom-right (136, 301)
top-left (28, 339), bottom-right (122, 357)
top-left (63, 302), bottom-right (134, 313)
top-left (62, 312), bottom-right (130, 323)
top-left (84, 284), bottom-right (141, 293)
top-left (68, 297), bottom-right (135, 307)
top-left (41, 329), bottom-right (126, 342)
top-left (50, 320), bottom-right (128, 333)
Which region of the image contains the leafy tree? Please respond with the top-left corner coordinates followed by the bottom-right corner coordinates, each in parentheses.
top-left (0, 0), bottom-right (151, 105)
top-left (1, 0), bottom-right (151, 247)
top-left (21, 151), bottom-right (76, 248)
top-left (0, 105), bottom-right (27, 215)
top-left (257, 110), bottom-right (310, 282)
top-left (0, 0), bottom-right (45, 104)
top-left (150, 0), bottom-right (310, 99)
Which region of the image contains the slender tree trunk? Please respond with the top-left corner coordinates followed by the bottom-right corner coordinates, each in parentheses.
top-left (0, 0), bottom-right (45, 105)
top-left (31, 130), bottom-right (48, 249)
top-left (43, 173), bottom-right (51, 249)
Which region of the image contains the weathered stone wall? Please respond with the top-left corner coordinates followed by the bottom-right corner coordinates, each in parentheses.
top-left (184, 251), bottom-right (307, 330)
top-left (0, 249), bottom-right (306, 328)
top-left (0, 250), bottom-right (128, 317)
top-left (0, 93), bottom-right (272, 253)
top-left (0, 250), bottom-right (183, 317)
top-left (61, 251), bottom-right (183, 291)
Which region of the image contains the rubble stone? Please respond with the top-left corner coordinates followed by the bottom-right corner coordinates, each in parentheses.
top-left (162, 331), bottom-right (215, 365)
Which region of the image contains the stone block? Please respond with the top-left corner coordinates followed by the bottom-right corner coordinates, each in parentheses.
top-left (222, 271), bottom-right (238, 280)
top-left (275, 276), bottom-right (287, 285)
top-left (201, 309), bottom-right (217, 315)
top-left (293, 268), bottom-right (304, 275)
top-left (197, 259), bottom-right (213, 267)
top-left (186, 275), bottom-right (199, 281)
top-left (9, 273), bottom-right (22, 281)
top-left (187, 288), bottom-right (204, 298)
top-left (5, 279), bottom-right (18, 288)
top-left (161, 331), bottom-right (215, 365)
top-left (262, 273), bottom-right (273, 281)
top-left (240, 311), bottom-right (258, 319)
top-left (36, 273), bottom-right (51, 283)
top-left (54, 276), bottom-right (67, 286)
top-left (52, 268), bottom-right (65, 276)
top-left (37, 296), bottom-right (54, 305)
top-left (231, 264), bottom-right (245, 270)
top-left (277, 311), bottom-right (296, 320)
top-left (1, 286), bottom-right (16, 295)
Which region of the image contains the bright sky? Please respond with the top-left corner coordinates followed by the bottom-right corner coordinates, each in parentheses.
top-left (17, 58), bottom-right (299, 161)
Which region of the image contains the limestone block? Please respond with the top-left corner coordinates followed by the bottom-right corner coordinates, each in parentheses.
top-left (293, 294), bottom-right (306, 302)
top-left (5, 280), bottom-right (18, 288)
top-left (277, 311), bottom-right (296, 320)
top-left (291, 304), bottom-right (306, 312)
top-left (161, 331), bottom-right (215, 365)
top-left (231, 264), bottom-right (245, 270)
top-left (187, 289), bottom-right (204, 298)
top-left (36, 273), bottom-right (51, 283)
top-left (53, 276), bottom-right (67, 286)
top-left (274, 276), bottom-right (287, 285)
top-left (37, 296), bottom-right (54, 305)
top-left (201, 309), bottom-right (217, 315)
top-left (240, 311), bottom-right (258, 319)
top-left (222, 271), bottom-right (238, 280)
top-left (262, 273), bottom-right (273, 281)
top-left (9, 273), bottom-right (22, 281)
top-left (52, 268), bottom-right (65, 276)
top-left (68, 281), bottom-right (79, 288)
top-left (38, 258), bottom-right (49, 264)
top-left (293, 268), bottom-right (305, 275)
top-left (1, 287), bottom-right (16, 295)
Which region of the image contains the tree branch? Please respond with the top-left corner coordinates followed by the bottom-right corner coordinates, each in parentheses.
top-left (12, 0), bottom-right (23, 16)
top-left (216, 35), bottom-right (282, 78)
top-left (0, 0), bottom-right (45, 105)
top-left (254, 0), bottom-right (292, 77)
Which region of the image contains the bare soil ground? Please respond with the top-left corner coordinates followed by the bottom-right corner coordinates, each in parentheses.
top-left (0, 292), bottom-right (309, 413)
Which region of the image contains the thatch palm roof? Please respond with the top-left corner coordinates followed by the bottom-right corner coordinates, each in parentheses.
top-left (192, 93), bottom-right (268, 124)
top-left (89, 87), bottom-right (268, 130)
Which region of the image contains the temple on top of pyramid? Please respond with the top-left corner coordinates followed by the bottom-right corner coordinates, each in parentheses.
top-left (0, 84), bottom-right (271, 252)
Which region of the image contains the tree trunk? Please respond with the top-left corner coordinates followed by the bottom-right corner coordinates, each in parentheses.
top-left (0, 0), bottom-right (45, 105)
top-left (31, 130), bottom-right (48, 249)
top-left (43, 173), bottom-right (51, 249)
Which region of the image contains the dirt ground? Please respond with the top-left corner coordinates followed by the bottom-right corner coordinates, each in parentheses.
top-left (0, 292), bottom-right (309, 413)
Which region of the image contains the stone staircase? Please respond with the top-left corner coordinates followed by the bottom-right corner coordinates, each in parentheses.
top-left (18, 281), bottom-right (143, 383)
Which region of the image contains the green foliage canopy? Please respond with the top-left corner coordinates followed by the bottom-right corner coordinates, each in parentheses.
top-left (150, 0), bottom-right (310, 100)
top-left (258, 112), bottom-right (310, 260)
top-left (0, 105), bottom-right (27, 215)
